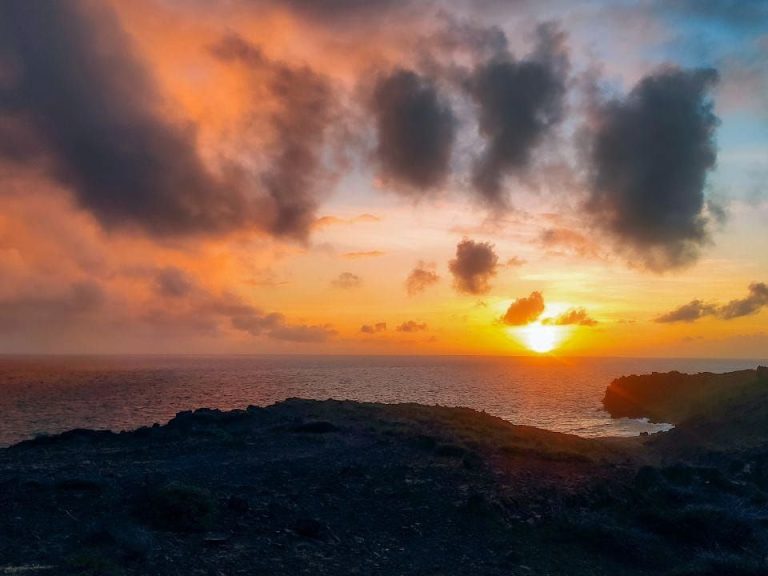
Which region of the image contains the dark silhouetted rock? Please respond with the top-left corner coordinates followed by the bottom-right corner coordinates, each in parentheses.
top-left (291, 421), bottom-right (339, 433)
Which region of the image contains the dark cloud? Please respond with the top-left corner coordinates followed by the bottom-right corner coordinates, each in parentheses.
top-left (405, 261), bottom-right (440, 295)
top-left (396, 320), bottom-right (428, 332)
top-left (154, 267), bottom-right (194, 298)
top-left (428, 15), bottom-right (509, 63)
top-left (331, 272), bottom-right (362, 289)
top-left (371, 68), bottom-right (456, 192)
top-left (208, 298), bottom-right (335, 343)
top-left (655, 299), bottom-right (718, 323)
top-left (211, 34), bottom-right (338, 240)
top-left (501, 291), bottom-right (544, 325)
top-left (543, 307), bottom-right (597, 326)
top-left (585, 66), bottom-right (720, 270)
top-left (719, 282), bottom-right (768, 319)
top-left (655, 283), bottom-right (768, 323)
top-left (449, 239), bottom-right (499, 295)
top-left (0, 1), bottom-right (257, 237)
top-left (0, 280), bottom-right (104, 331)
top-left (468, 23), bottom-right (568, 203)
top-left (361, 322), bottom-right (387, 334)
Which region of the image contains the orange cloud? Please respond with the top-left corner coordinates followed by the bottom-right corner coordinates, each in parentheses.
top-left (501, 292), bottom-right (545, 326)
top-left (542, 308), bottom-right (598, 326)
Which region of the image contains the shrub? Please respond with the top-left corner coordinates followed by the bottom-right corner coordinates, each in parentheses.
top-left (636, 505), bottom-right (753, 549)
top-left (66, 549), bottom-right (123, 576)
top-left (136, 482), bottom-right (217, 532)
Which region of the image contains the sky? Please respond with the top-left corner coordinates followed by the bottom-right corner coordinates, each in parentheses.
top-left (0, 0), bottom-right (766, 357)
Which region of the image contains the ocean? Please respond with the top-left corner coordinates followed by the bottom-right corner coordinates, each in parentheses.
top-left (0, 355), bottom-right (763, 446)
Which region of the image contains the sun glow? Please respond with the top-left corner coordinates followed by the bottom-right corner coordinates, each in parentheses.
top-left (516, 323), bottom-right (563, 354)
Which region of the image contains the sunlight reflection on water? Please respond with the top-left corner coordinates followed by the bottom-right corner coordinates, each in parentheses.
top-left (0, 355), bottom-right (760, 446)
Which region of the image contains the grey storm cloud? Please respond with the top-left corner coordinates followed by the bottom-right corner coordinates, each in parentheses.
top-left (655, 282), bottom-right (768, 323)
top-left (0, 2), bottom-right (337, 241)
top-left (449, 239), bottom-right (499, 295)
top-left (501, 291), bottom-right (545, 326)
top-left (405, 262), bottom-right (440, 295)
top-left (468, 23), bottom-right (569, 204)
top-left (542, 307), bottom-right (597, 326)
top-left (211, 34), bottom-right (338, 240)
top-left (0, 1), bottom-right (257, 237)
top-left (372, 68), bottom-right (456, 192)
top-left (585, 66), bottom-right (720, 270)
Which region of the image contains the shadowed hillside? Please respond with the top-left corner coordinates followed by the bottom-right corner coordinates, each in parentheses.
top-left (604, 366), bottom-right (768, 450)
top-left (3, 385), bottom-right (768, 575)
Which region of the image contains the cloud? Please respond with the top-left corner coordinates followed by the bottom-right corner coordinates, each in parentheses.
top-left (267, 323), bottom-right (336, 343)
top-left (655, 282), bottom-right (768, 323)
top-left (371, 68), bottom-right (456, 192)
top-left (506, 256), bottom-right (526, 267)
top-left (449, 239), bottom-right (499, 295)
top-left (274, 0), bottom-right (410, 24)
top-left (208, 298), bottom-right (335, 343)
top-left (396, 320), bottom-right (428, 332)
top-left (154, 267), bottom-right (194, 298)
top-left (313, 214), bottom-right (381, 229)
top-left (361, 322), bottom-right (387, 334)
top-left (343, 250), bottom-right (386, 259)
top-left (211, 33), bottom-right (339, 240)
top-left (540, 227), bottom-right (601, 259)
top-left (405, 261), bottom-right (440, 295)
top-left (0, 1), bottom-right (262, 237)
top-left (655, 299), bottom-right (718, 323)
top-left (719, 282), bottom-right (768, 319)
top-left (501, 291), bottom-right (545, 325)
top-left (468, 23), bottom-right (569, 203)
top-left (542, 307), bottom-right (597, 326)
top-left (350, 214), bottom-right (382, 224)
top-left (331, 272), bottom-right (362, 289)
top-left (584, 66), bottom-right (720, 270)
top-left (244, 270), bottom-right (290, 288)
top-left (0, 280), bottom-right (104, 332)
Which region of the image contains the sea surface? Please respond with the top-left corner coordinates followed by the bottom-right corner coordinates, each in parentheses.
top-left (0, 355), bottom-right (764, 446)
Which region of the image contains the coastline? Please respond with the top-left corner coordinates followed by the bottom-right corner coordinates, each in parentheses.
top-left (0, 355), bottom-right (760, 446)
top-left (2, 367), bottom-right (768, 574)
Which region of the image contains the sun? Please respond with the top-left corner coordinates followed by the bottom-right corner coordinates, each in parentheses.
top-left (516, 323), bottom-right (562, 354)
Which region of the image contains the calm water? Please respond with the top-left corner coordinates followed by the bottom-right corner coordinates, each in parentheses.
top-left (0, 355), bottom-right (763, 446)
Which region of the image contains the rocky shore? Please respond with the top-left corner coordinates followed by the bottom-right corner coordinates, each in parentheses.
top-left (2, 369), bottom-right (768, 575)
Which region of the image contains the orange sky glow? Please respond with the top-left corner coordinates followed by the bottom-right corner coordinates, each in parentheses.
top-left (0, 0), bottom-right (766, 358)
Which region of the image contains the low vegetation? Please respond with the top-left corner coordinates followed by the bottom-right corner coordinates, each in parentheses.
top-left (1, 369), bottom-right (768, 574)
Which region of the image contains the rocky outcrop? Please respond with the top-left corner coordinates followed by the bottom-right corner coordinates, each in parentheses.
top-left (602, 368), bottom-right (762, 424)
top-left (3, 393), bottom-right (768, 574)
